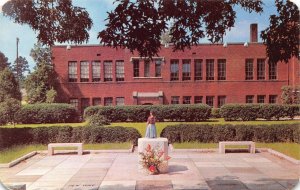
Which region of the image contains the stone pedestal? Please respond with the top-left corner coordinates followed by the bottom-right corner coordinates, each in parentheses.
top-left (138, 138), bottom-right (168, 174)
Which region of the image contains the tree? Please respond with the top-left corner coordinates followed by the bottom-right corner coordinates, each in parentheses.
top-left (261, 0), bottom-right (299, 64)
top-left (2, 0), bottom-right (92, 46)
top-left (11, 56), bottom-right (30, 83)
top-left (0, 51), bottom-right (10, 71)
top-left (0, 67), bottom-right (22, 102)
top-left (30, 42), bottom-right (52, 68)
top-left (281, 85), bottom-right (300, 104)
top-left (0, 98), bottom-right (21, 125)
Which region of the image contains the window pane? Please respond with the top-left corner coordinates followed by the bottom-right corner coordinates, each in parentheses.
top-left (206, 59), bottom-right (214, 80)
top-left (170, 60), bottom-right (179, 81)
top-left (217, 59), bottom-right (226, 80)
top-left (218, 96), bottom-right (226, 108)
top-left (116, 97), bottom-right (125, 105)
top-left (92, 98), bottom-right (101, 106)
top-left (245, 59), bottom-right (253, 80)
top-left (257, 59), bottom-right (265, 80)
top-left (133, 60), bottom-right (139, 77)
top-left (269, 95), bottom-right (277, 103)
top-left (269, 62), bottom-right (277, 80)
top-left (104, 61), bottom-right (113, 81)
top-left (81, 98), bottom-right (90, 112)
top-left (257, 95), bottom-right (265, 103)
top-left (246, 95), bottom-right (254, 103)
top-left (155, 59), bottom-right (162, 77)
top-left (171, 96), bottom-right (179, 104)
top-left (182, 59), bottom-right (191, 81)
top-left (116, 60), bottom-right (125, 81)
top-left (104, 97), bottom-right (113, 106)
top-left (194, 59), bottom-right (202, 80)
top-left (92, 61), bottom-right (101, 82)
top-left (194, 96), bottom-right (203, 104)
top-left (183, 96), bottom-right (191, 104)
top-left (68, 61), bottom-right (77, 82)
top-left (206, 96), bottom-right (214, 107)
top-left (144, 60), bottom-right (150, 77)
top-left (80, 61), bottom-right (89, 82)
top-left (70, 99), bottom-right (78, 110)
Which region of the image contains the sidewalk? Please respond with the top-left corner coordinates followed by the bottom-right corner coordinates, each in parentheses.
top-left (0, 151), bottom-right (299, 190)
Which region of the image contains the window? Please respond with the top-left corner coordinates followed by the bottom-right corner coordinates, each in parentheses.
top-left (194, 96), bottom-right (203, 104)
top-left (70, 99), bottom-right (78, 110)
top-left (269, 95), bottom-right (277, 104)
top-left (182, 60), bottom-right (191, 80)
top-left (116, 60), bottom-right (125, 81)
top-left (92, 61), bottom-right (101, 82)
top-left (104, 61), bottom-right (113, 81)
top-left (68, 61), bottom-right (77, 82)
top-left (155, 59), bottom-right (162, 77)
top-left (92, 98), bottom-right (101, 106)
top-left (206, 59), bottom-right (214, 80)
top-left (116, 97), bottom-right (125, 105)
top-left (257, 95), bottom-right (265, 103)
top-left (218, 96), bottom-right (226, 108)
top-left (183, 96), bottom-right (191, 104)
top-left (269, 62), bottom-right (277, 80)
top-left (80, 61), bottom-right (89, 82)
top-left (133, 60), bottom-right (139, 77)
top-left (81, 98), bottom-right (90, 112)
top-left (246, 95), bottom-right (254, 103)
top-left (144, 60), bottom-right (150, 77)
top-left (257, 59), bottom-right (265, 80)
top-left (104, 97), bottom-right (113, 106)
top-left (245, 59), bottom-right (253, 80)
top-left (206, 96), bottom-right (214, 107)
top-left (194, 59), bottom-right (202, 80)
top-left (171, 96), bottom-right (179, 104)
top-left (170, 60), bottom-right (179, 81)
top-left (217, 59), bottom-right (226, 80)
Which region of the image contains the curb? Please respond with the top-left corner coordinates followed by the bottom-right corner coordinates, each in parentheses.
top-left (0, 151), bottom-right (37, 168)
top-left (258, 148), bottom-right (300, 165)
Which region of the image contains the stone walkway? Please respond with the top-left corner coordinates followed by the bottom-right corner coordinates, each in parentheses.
top-left (0, 150), bottom-right (299, 190)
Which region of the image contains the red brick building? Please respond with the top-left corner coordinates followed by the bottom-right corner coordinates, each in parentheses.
top-left (52, 24), bottom-right (299, 112)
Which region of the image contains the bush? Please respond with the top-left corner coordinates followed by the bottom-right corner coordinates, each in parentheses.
top-left (0, 126), bottom-right (142, 150)
top-left (15, 103), bottom-right (80, 124)
top-left (88, 113), bottom-right (111, 126)
top-left (0, 98), bottom-right (21, 125)
top-left (160, 124), bottom-right (300, 143)
top-left (211, 108), bottom-right (221, 118)
top-left (84, 104), bottom-right (211, 122)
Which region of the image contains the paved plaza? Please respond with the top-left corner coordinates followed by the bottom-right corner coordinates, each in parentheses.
top-left (0, 150), bottom-right (299, 190)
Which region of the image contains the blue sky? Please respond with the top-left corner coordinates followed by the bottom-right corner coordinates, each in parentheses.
top-left (0, 0), bottom-right (297, 71)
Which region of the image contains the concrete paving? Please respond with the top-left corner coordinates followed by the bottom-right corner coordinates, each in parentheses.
top-left (0, 151), bottom-right (299, 190)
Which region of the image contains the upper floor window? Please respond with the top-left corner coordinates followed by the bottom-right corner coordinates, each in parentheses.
top-left (144, 60), bottom-right (150, 77)
top-left (80, 61), bottom-right (89, 82)
top-left (104, 61), bottom-right (113, 82)
top-left (70, 98), bottom-right (78, 110)
top-left (245, 59), bottom-right (253, 80)
top-left (269, 62), bottom-right (277, 80)
top-left (257, 59), bottom-right (265, 80)
top-left (170, 60), bottom-right (179, 81)
top-left (116, 97), bottom-right (125, 106)
top-left (269, 95), bottom-right (277, 104)
top-left (194, 96), bottom-right (203, 104)
top-left (81, 98), bottom-right (90, 112)
top-left (183, 96), bottom-right (191, 104)
top-left (171, 96), bottom-right (179, 104)
top-left (194, 59), bottom-right (202, 80)
top-left (92, 61), bottom-right (100, 82)
top-left (218, 96), bottom-right (226, 108)
top-left (257, 95), bottom-right (265, 103)
top-left (133, 60), bottom-right (139, 77)
top-left (92, 98), bottom-right (101, 106)
top-left (116, 60), bottom-right (125, 81)
top-left (206, 59), bottom-right (214, 80)
top-left (182, 59), bottom-right (191, 81)
top-left (104, 97), bottom-right (113, 106)
top-left (155, 59), bottom-right (162, 77)
top-left (206, 96), bottom-right (214, 107)
top-left (246, 95), bottom-right (254, 103)
top-left (68, 61), bottom-right (77, 82)
top-left (217, 59), bottom-right (226, 80)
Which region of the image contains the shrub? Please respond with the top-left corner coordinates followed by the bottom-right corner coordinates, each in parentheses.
top-left (88, 113), bottom-right (111, 126)
top-left (84, 104), bottom-right (211, 122)
top-left (0, 98), bottom-right (21, 125)
top-left (160, 124), bottom-right (300, 143)
top-left (211, 108), bottom-right (221, 118)
top-left (15, 103), bottom-right (80, 124)
top-left (0, 126), bottom-right (142, 150)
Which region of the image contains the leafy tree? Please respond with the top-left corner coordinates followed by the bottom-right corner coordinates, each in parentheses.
top-left (261, 0), bottom-right (299, 63)
top-left (30, 42), bottom-right (52, 68)
top-left (2, 0), bottom-right (92, 46)
top-left (0, 98), bottom-right (21, 125)
top-left (0, 67), bottom-right (21, 102)
top-left (46, 87), bottom-right (57, 103)
top-left (281, 85), bottom-right (300, 104)
top-left (11, 56), bottom-right (30, 82)
top-left (0, 51), bottom-right (10, 71)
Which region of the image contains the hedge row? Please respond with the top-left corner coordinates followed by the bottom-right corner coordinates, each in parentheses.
top-left (84, 104), bottom-right (211, 122)
top-left (15, 103), bottom-right (80, 124)
top-left (0, 126), bottom-right (141, 149)
top-left (160, 124), bottom-right (300, 143)
top-left (220, 104), bottom-right (300, 121)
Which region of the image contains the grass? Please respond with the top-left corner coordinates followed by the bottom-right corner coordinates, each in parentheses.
top-left (173, 142), bottom-right (300, 160)
top-left (0, 143), bottom-right (132, 163)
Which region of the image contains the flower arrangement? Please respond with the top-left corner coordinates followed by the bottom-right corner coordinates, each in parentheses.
top-left (139, 144), bottom-right (171, 174)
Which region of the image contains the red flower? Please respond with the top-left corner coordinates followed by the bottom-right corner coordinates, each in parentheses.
top-left (149, 165), bottom-right (156, 172)
top-left (166, 156), bottom-right (171, 160)
top-left (146, 144), bottom-right (151, 152)
top-left (158, 150), bottom-right (164, 158)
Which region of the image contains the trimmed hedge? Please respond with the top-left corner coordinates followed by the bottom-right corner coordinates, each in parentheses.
top-left (15, 103), bottom-right (80, 124)
top-left (160, 124), bottom-right (300, 143)
top-left (84, 104), bottom-right (211, 122)
top-left (220, 104), bottom-right (300, 121)
top-left (0, 126), bottom-right (142, 150)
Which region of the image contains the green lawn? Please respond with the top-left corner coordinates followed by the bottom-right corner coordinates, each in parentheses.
top-left (173, 142), bottom-right (300, 160)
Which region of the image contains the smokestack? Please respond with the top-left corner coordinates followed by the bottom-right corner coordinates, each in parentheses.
top-left (250, 23), bottom-right (258, 43)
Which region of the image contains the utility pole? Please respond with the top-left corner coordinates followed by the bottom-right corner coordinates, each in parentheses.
top-left (16, 37), bottom-right (19, 80)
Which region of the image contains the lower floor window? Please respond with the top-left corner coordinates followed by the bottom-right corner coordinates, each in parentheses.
top-left (183, 96), bottom-right (191, 104)
top-left (194, 96), bottom-right (203, 104)
top-left (171, 96), bottom-right (180, 104)
top-left (218, 96), bottom-right (226, 108)
top-left (116, 97), bottom-right (125, 105)
top-left (104, 97), bottom-right (113, 106)
top-left (206, 96), bottom-right (214, 107)
top-left (70, 99), bottom-right (79, 110)
top-left (81, 98), bottom-right (90, 112)
top-left (257, 95), bottom-right (265, 103)
top-left (246, 95), bottom-right (254, 103)
top-left (92, 98), bottom-right (101, 106)
top-left (269, 95), bottom-right (277, 104)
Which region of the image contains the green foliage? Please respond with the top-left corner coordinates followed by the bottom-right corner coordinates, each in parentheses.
top-left (88, 113), bottom-right (111, 127)
top-left (0, 98), bottom-right (21, 125)
top-left (15, 103), bottom-right (80, 124)
top-left (281, 85), bottom-right (300, 104)
top-left (211, 108), bottom-right (221, 118)
top-left (0, 126), bottom-right (142, 149)
top-left (11, 56), bottom-right (30, 82)
top-left (30, 42), bottom-right (52, 68)
top-left (0, 67), bottom-right (21, 102)
top-left (0, 51), bottom-right (10, 71)
top-left (160, 124), bottom-right (300, 144)
top-left (84, 104), bottom-right (211, 122)
top-left (46, 87), bottom-right (57, 103)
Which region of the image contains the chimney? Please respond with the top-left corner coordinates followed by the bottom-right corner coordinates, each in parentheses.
top-left (250, 23), bottom-right (258, 43)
